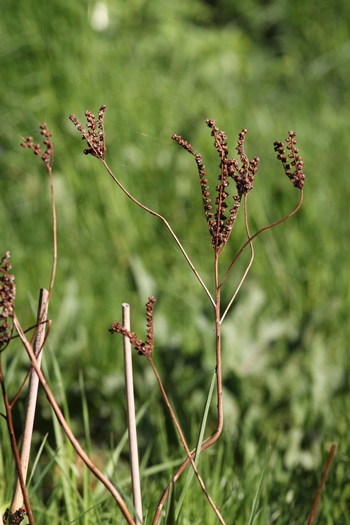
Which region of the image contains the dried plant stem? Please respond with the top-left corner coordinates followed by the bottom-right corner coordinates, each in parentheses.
top-left (10, 289), bottom-right (48, 515)
top-left (13, 314), bottom-right (136, 525)
top-left (100, 159), bottom-right (215, 308)
top-left (222, 190), bottom-right (303, 287)
top-left (47, 163), bottom-right (57, 302)
top-left (221, 195), bottom-right (254, 324)
top-left (148, 356), bottom-right (226, 525)
top-left (154, 263), bottom-right (225, 521)
top-left (69, 112), bottom-right (306, 523)
top-left (158, 193), bottom-right (294, 513)
top-left (154, 205), bottom-right (254, 518)
top-left (0, 379), bottom-right (34, 525)
top-left (307, 443), bottom-right (337, 525)
top-left (122, 303), bottom-right (143, 525)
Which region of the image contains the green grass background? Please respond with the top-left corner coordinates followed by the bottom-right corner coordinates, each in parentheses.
top-left (1, 0), bottom-right (349, 522)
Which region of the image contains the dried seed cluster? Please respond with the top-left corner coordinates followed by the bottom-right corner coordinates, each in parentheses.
top-left (173, 120), bottom-right (260, 252)
top-left (2, 507), bottom-right (27, 525)
top-left (20, 123), bottom-right (53, 166)
top-left (109, 297), bottom-right (156, 358)
top-left (0, 252), bottom-right (16, 353)
top-left (69, 105), bottom-right (106, 159)
top-left (274, 131), bottom-right (305, 189)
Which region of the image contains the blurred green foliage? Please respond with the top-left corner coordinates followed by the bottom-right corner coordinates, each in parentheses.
top-left (1, 0), bottom-right (350, 521)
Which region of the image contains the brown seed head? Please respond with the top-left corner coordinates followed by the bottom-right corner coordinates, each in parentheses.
top-left (274, 131), bottom-right (305, 189)
top-left (69, 105), bottom-right (107, 159)
top-left (0, 252), bottom-right (16, 352)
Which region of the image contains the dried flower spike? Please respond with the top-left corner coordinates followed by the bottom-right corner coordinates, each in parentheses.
top-left (109, 297), bottom-right (156, 357)
top-left (173, 120), bottom-right (260, 253)
top-left (69, 104), bottom-right (106, 159)
top-left (274, 131), bottom-right (305, 189)
top-left (0, 251), bottom-right (16, 352)
top-left (20, 123), bottom-right (53, 166)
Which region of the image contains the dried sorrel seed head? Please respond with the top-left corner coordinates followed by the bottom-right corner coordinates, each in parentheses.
top-left (145, 296), bottom-right (156, 351)
top-left (109, 296), bottom-right (156, 357)
top-left (109, 322), bottom-right (146, 355)
top-left (20, 122), bottom-right (53, 166)
top-left (0, 251), bottom-right (16, 352)
top-left (173, 120), bottom-right (260, 252)
top-left (2, 507), bottom-right (27, 525)
top-left (69, 104), bottom-right (106, 159)
top-left (274, 131), bottom-right (305, 189)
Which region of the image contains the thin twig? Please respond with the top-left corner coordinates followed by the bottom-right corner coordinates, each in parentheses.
top-left (220, 195), bottom-right (254, 324)
top-left (148, 357), bottom-right (226, 525)
top-left (221, 190), bottom-right (303, 287)
top-left (0, 374), bottom-right (34, 525)
top-left (154, 249), bottom-right (225, 521)
top-left (47, 162), bottom-right (57, 302)
top-left (307, 443), bottom-right (337, 525)
top-left (152, 286), bottom-right (225, 522)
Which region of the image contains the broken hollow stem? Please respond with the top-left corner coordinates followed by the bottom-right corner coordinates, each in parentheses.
top-left (10, 288), bottom-right (49, 515)
top-left (122, 303), bottom-right (143, 525)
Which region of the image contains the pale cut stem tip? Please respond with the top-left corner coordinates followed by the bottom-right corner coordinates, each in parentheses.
top-left (122, 303), bottom-right (143, 525)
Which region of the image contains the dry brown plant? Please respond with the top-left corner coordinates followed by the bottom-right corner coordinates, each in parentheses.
top-left (1, 108), bottom-right (333, 525)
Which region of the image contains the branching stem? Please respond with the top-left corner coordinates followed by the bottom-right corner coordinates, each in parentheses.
top-left (149, 354), bottom-right (225, 525)
top-left (221, 190), bottom-right (303, 288)
top-left (100, 158), bottom-right (216, 308)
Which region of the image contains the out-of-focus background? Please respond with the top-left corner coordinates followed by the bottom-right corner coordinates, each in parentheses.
top-left (1, 0), bottom-right (349, 522)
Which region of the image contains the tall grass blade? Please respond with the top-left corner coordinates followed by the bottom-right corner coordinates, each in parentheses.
top-left (175, 370), bottom-right (216, 520)
top-left (165, 480), bottom-right (176, 525)
top-left (247, 445), bottom-right (272, 525)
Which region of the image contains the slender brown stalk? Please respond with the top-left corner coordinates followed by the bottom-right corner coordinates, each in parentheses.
top-left (0, 376), bottom-right (34, 525)
top-left (307, 443), bottom-right (337, 525)
top-left (220, 194), bottom-right (254, 323)
top-left (148, 355), bottom-right (226, 525)
top-left (46, 162), bottom-right (57, 302)
top-left (20, 126), bottom-right (57, 302)
top-left (152, 282), bottom-right (224, 523)
top-left (19, 124), bottom-right (57, 363)
top-left (221, 190), bottom-right (303, 288)
top-left (154, 198), bottom-right (253, 519)
top-left (0, 253), bottom-right (34, 524)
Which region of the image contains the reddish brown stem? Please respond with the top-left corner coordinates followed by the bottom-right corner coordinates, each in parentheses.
top-left (307, 443), bottom-right (337, 525)
top-left (149, 354), bottom-right (225, 525)
top-left (221, 190), bottom-right (303, 288)
top-left (153, 282), bottom-right (224, 522)
top-left (0, 372), bottom-right (34, 525)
